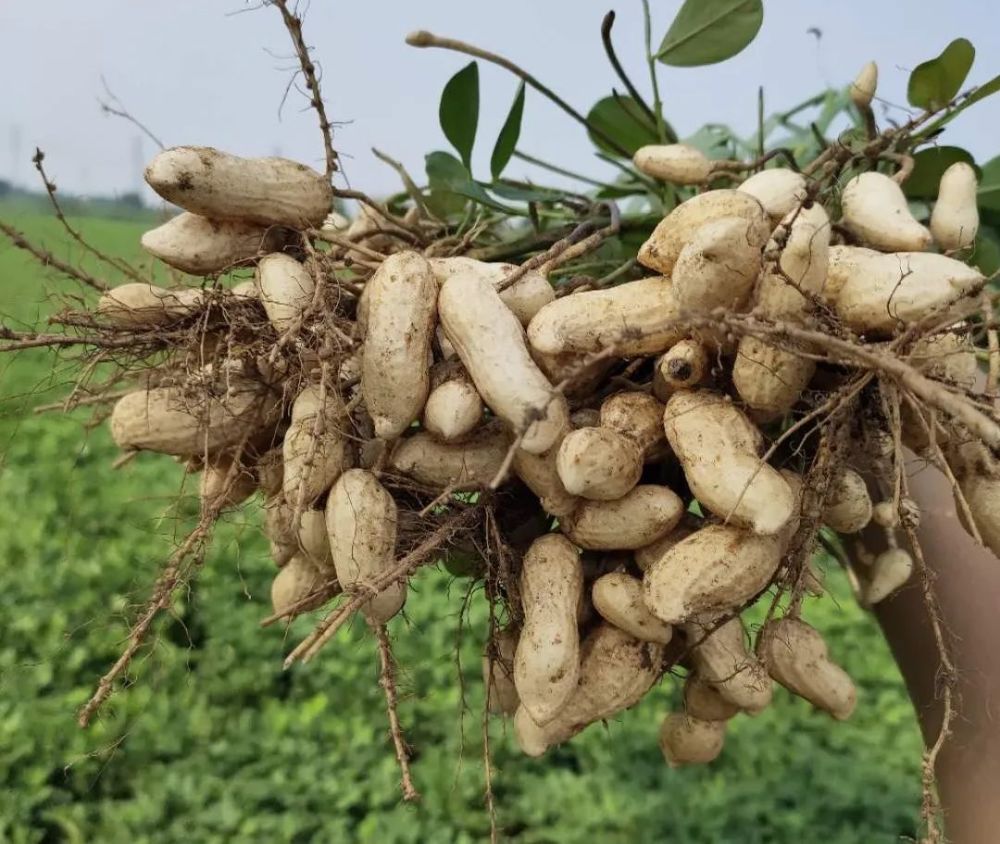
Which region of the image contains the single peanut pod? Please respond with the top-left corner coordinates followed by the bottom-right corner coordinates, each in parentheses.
top-left (298, 508), bottom-right (334, 573)
top-left (556, 427), bottom-right (642, 500)
top-left (423, 377), bottom-right (484, 442)
top-left (659, 713), bottom-right (726, 767)
top-left (867, 548), bottom-right (913, 604)
top-left (957, 473), bottom-right (1000, 557)
top-left (850, 61), bottom-right (878, 110)
top-left (110, 383), bottom-right (278, 457)
top-left (514, 534), bottom-right (584, 725)
top-left (634, 523), bottom-right (695, 573)
top-left (599, 391), bottom-right (667, 460)
top-left (429, 256), bottom-right (555, 326)
top-left (361, 251), bottom-right (437, 439)
top-left (200, 454), bottom-right (256, 510)
top-left (633, 144), bottom-right (712, 185)
top-left (638, 190), bottom-right (770, 275)
top-left (732, 203), bottom-right (830, 419)
top-left (282, 384), bottom-right (351, 507)
top-left (931, 162), bottom-right (980, 252)
top-left (255, 253), bottom-right (315, 334)
top-left (822, 468), bottom-right (872, 534)
top-left (835, 251), bottom-right (984, 335)
top-left (98, 283), bottom-right (203, 327)
top-left (663, 390), bottom-right (794, 535)
top-left (871, 500), bottom-right (898, 528)
top-left (512, 424), bottom-right (579, 518)
top-left (264, 495), bottom-right (298, 567)
top-left (760, 617), bottom-right (857, 719)
top-left (145, 146), bottom-right (331, 227)
top-left (643, 523), bottom-right (783, 624)
top-left (823, 244), bottom-right (879, 304)
top-left (527, 276), bottom-right (682, 357)
top-left (514, 624), bottom-right (664, 756)
top-left (841, 172), bottom-right (932, 252)
top-left (683, 674), bottom-right (741, 721)
top-left (439, 273), bottom-right (567, 454)
top-left (484, 627), bottom-right (520, 716)
top-left (326, 469), bottom-right (405, 624)
top-left (671, 217), bottom-right (765, 317)
top-left (686, 616), bottom-right (773, 714)
top-left (561, 485), bottom-right (684, 550)
top-left (655, 340), bottom-right (710, 398)
top-left (592, 572), bottom-right (673, 644)
top-left (141, 212), bottom-right (286, 275)
top-left (737, 168), bottom-right (808, 223)
top-left (389, 420), bottom-right (511, 489)
top-left (270, 555), bottom-right (325, 617)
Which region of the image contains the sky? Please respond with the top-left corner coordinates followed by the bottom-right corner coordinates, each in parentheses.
top-left (2, 1), bottom-right (999, 201)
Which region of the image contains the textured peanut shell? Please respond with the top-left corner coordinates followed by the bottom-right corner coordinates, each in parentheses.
top-left (423, 378), bottom-right (483, 442)
top-left (841, 172), bottom-right (932, 252)
top-left (514, 624), bottom-right (664, 756)
top-left (760, 617), bottom-right (856, 720)
top-left (599, 391), bottom-right (667, 460)
top-left (98, 283), bottom-right (202, 327)
top-left (835, 251), bottom-right (983, 335)
top-left (643, 523), bottom-right (783, 624)
top-left (633, 144), bottom-right (712, 185)
top-left (325, 469), bottom-right (405, 624)
top-left (822, 468), bottom-right (873, 534)
top-left (145, 146), bottom-right (331, 227)
top-left (270, 555), bottom-right (325, 617)
top-left (663, 390), bottom-right (793, 535)
top-left (255, 253), bottom-right (316, 334)
top-left (514, 534), bottom-right (584, 725)
top-left (686, 616), bottom-right (773, 714)
top-left (958, 473), bottom-right (1000, 557)
top-left (429, 256), bottom-right (555, 326)
top-left (659, 713), bottom-right (726, 767)
top-left (389, 421), bottom-right (511, 489)
top-left (850, 61), bottom-right (878, 109)
top-left (683, 674), bottom-right (741, 721)
top-left (823, 245), bottom-right (879, 304)
top-left (638, 190), bottom-right (769, 275)
top-left (592, 572), bottom-right (673, 644)
top-left (556, 427), bottom-right (643, 500)
top-left (737, 168), bottom-right (808, 222)
top-left (361, 251), bottom-right (438, 439)
top-left (439, 273), bottom-right (567, 455)
top-left (199, 455), bottom-right (256, 510)
top-left (297, 508), bottom-right (335, 572)
top-left (931, 162), bottom-right (979, 251)
top-left (110, 383), bottom-right (278, 457)
top-left (527, 276), bottom-right (682, 357)
top-left (911, 330), bottom-right (978, 389)
top-left (141, 212), bottom-right (286, 276)
top-left (867, 548), bottom-right (913, 604)
top-left (671, 217), bottom-right (764, 315)
top-left (484, 627), bottom-right (520, 716)
top-left (561, 485), bottom-right (684, 550)
top-left (634, 524), bottom-right (695, 573)
top-left (512, 424), bottom-right (579, 518)
top-left (282, 384), bottom-right (351, 507)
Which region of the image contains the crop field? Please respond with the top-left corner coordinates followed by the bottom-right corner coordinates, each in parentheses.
top-left (0, 202), bottom-right (923, 843)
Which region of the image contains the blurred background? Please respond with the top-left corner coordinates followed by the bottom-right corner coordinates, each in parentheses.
top-left (2, 1), bottom-right (996, 841)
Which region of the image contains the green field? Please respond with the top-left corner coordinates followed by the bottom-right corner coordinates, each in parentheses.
top-left (0, 202), bottom-right (924, 843)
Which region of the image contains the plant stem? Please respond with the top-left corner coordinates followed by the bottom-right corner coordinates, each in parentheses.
top-left (642, 0), bottom-right (673, 143)
top-left (512, 151), bottom-right (629, 193)
top-left (600, 11), bottom-right (657, 126)
top-left (407, 30), bottom-right (631, 158)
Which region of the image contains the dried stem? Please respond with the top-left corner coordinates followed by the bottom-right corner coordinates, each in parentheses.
top-left (375, 624), bottom-right (420, 802)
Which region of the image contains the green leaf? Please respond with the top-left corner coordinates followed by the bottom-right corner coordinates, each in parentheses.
top-left (657, 0), bottom-right (763, 67)
top-left (917, 73), bottom-right (1000, 139)
top-left (979, 155), bottom-right (1000, 212)
top-left (970, 227), bottom-right (1000, 278)
top-left (586, 95), bottom-right (659, 157)
top-left (439, 61), bottom-right (479, 169)
top-left (904, 147), bottom-right (976, 198)
top-left (907, 38), bottom-right (975, 110)
top-left (424, 151), bottom-right (521, 215)
top-left (490, 82), bottom-right (525, 180)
